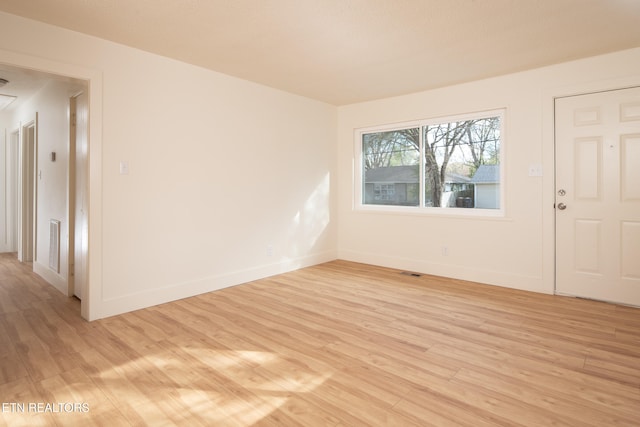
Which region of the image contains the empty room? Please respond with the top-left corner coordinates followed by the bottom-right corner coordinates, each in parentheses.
top-left (0, 1), bottom-right (639, 426)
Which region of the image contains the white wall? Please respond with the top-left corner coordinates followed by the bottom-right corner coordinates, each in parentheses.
top-left (337, 48), bottom-right (640, 295)
top-left (0, 12), bottom-right (337, 319)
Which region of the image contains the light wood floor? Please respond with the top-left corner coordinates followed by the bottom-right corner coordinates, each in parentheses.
top-left (0, 253), bottom-right (639, 426)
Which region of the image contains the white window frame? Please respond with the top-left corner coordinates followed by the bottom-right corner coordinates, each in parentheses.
top-left (354, 108), bottom-right (506, 217)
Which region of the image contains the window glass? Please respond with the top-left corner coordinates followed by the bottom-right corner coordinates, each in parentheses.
top-left (424, 116), bottom-right (500, 209)
top-left (362, 128), bottom-right (420, 207)
top-left (357, 110), bottom-right (503, 213)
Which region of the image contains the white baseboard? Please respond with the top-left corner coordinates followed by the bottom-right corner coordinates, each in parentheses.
top-left (337, 249), bottom-right (551, 295)
top-left (33, 261), bottom-right (70, 296)
top-left (98, 250), bottom-right (338, 319)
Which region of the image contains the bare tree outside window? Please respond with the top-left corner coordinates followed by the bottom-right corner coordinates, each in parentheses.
top-left (424, 117), bottom-right (500, 207)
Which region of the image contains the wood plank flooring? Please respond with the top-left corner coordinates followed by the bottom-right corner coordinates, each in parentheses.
top-left (0, 252), bottom-right (639, 426)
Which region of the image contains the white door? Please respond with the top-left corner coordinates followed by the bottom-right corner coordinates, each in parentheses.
top-left (555, 86), bottom-right (640, 306)
top-left (73, 92), bottom-right (89, 300)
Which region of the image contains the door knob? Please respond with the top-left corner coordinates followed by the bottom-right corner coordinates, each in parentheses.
top-left (557, 202), bottom-right (567, 210)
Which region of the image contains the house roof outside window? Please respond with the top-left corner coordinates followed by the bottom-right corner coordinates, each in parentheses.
top-left (470, 165), bottom-right (500, 184)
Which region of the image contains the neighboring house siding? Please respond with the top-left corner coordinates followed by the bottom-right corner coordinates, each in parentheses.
top-left (364, 182), bottom-right (418, 205)
top-left (364, 165), bottom-right (419, 205)
top-left (471, 165), bottom-right (500, 209)
top-left (475, 184), bottom-right (500, 209)
top-left (364, 165), bottom-right (472, 207)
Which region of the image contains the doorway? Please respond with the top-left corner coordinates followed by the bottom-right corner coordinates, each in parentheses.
top-left (0, 56), bottom-right (101, 320)
top-left (555, 86), bottom-right (640, 306)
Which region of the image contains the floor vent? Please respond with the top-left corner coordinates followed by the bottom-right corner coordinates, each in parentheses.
top-left (49, 219), bottom-right (60, 273)
top-left (400, 271), bottom-right (422, 277)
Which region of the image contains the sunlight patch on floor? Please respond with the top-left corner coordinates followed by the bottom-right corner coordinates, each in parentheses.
top-left (92, 346), bottom-right (332, 423)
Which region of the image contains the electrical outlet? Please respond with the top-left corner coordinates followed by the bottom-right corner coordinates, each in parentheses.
top-left (442, 246), bottom-right (448, 256)
top-left (266, 244), bottom-right (274, 257)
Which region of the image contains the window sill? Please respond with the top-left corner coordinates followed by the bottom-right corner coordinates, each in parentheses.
top-left (353, 204), bottom-right (509, 220)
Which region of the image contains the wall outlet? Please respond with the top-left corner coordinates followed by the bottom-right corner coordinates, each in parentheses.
top-left (266, 244), bottom-right (274, 257)
top-left (442, 246), bottom-right (449, 256)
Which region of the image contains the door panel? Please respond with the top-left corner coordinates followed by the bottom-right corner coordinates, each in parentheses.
top-left (574, 137), bottom-right (601, 199)
top-left (621, 134), bottom-right (640, 199)
top-left (574, 219), bottom-right (601, 274)
top-left (555, 86), bottom-right (640, 306)
top-left (622, 221), bottom-right (640, 279)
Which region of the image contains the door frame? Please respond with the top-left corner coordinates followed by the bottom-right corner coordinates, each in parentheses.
top-left (4, 129), bottom-right (20, 253)
top-left (69, 95), bottom-right (77, 297)
top-left (544, 76), bottom-right (640, 297)
top-left (69, 91), bottom-right (89, 300)
top-left (18, 117), bottom-right (37, 264)
top-left (0, 48), bottom-right (104, 321)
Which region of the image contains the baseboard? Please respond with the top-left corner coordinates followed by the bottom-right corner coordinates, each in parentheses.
top-left (337, 249), bottom-right (551, 295)
top-left (98, 250), bottom-right (338, 319)
top-left (33, 261), bottom-right (69, 295)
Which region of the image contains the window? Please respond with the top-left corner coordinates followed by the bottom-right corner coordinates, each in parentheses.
top-left (362, 128), bottom-right (420, 206)
top-left (356, 109), bottom-right (504, 214)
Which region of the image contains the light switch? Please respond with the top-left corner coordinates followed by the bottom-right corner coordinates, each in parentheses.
top-left (119, 161), bottom-right (129, 175)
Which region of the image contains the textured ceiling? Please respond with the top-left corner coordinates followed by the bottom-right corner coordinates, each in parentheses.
top-left (0, 0), bottom-right (639, 105)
